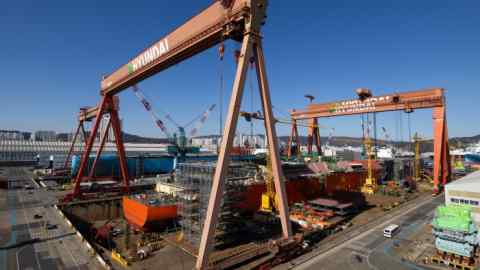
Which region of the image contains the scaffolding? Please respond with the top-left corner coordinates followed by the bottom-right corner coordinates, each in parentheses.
top-left (176, 162), bottom-right (256, 248)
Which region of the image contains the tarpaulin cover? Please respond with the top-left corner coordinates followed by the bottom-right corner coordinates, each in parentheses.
top-left (432, 205), bottom-right (473, 232)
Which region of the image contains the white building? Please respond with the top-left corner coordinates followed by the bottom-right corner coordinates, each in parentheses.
top-left (191, 134), bottom-right (266, 152)
top-left (377, 147), bottom-right (394, 159)
top-left (445, 170), bottom-right (480, 224)
top-left (233, 134), bottom-right (266, 148)
top-left (99, 115), bottom-right (115, 142)
top-left (0, 130), bottom-right (28, 140)
top-left (34, 130), bottom-right (57, 142)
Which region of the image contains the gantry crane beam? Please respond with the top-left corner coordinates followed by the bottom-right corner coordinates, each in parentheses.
top-left (78, 96), bottom-right (119, 122)
top-left (100, 0), bottom-right (256, 96)
top-left (291, 88), bottom-right (444, 119)
top-left (73, 1), bottom-right (292, 269)
top-left (288, 88), bottom-right (450, 194)
top-left (78, 106), bottom-right (99, 122)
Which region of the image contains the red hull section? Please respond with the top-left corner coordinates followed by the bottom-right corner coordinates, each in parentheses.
top-left (238, 179), bottom-right (324, 213)
top-left (122, 196), bottom-right (177, 229)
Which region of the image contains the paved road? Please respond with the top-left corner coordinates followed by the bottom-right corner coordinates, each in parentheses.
top-left (0, 167), bottom-right (101, 270)
top-left (289, 194), bottom-right (443, 270)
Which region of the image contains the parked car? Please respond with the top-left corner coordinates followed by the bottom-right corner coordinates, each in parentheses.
top-left (34, 214), bottom-right (43, 219)
top-left (112, 228), bottom-right (123, 237)
top-left (46, 223), bottom-right (57, 230)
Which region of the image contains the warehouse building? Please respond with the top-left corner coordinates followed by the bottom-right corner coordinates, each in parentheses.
top-left (445, 170), bottom-right (480, 224)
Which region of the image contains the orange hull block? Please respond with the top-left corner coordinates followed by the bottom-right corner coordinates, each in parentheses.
top-left (122, 196), bottom-right (177, 229)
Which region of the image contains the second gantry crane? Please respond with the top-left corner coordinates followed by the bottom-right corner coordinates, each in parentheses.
top-left (289, 88), bottom-right (450, 194)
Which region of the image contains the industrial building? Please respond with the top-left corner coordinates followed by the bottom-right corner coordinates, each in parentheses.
top-left (34, 130), bottom-right (57, 142)
top-left (0, 139), bottom-right (171, 167)
top-left (0, 130), bottom-right (31, 140)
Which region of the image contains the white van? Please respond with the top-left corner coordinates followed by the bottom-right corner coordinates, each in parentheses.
top-left (383, 224), bottom-right (399, 238)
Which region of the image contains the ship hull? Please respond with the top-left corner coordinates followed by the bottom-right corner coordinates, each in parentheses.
top-left (122, 196), bottom-right (177, 229)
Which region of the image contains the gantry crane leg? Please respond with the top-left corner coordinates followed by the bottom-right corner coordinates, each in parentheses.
top-left (287, 119), bottom-right (300, 159)
top-left (63, 122), bottom-right (82, 170)
top-left (313, 118), bottom-right (322, 156)
top-left (109, 101), bottom-right (130, 193)
top-left (196, 33), bottom-right (292, 270)
top-left (88, 117), bottom-right (111, 179)
top-left (432, 106), bottom-right (450, 194)
top-left (80, 122), bottom-right (88, 148)
top-left (306, 118), bottom-right (321, 156)
top-left (253, 38), bottom-right (292, 240)
top-left (307, 123), bottom-right (313, 155)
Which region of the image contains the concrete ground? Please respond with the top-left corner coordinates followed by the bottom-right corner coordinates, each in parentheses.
top-left (277, 194), bottom-right (445, 270)
top-left (0, 166), bottom-right (103, 270)
top-left (97, 217), bottom-right (196, 270)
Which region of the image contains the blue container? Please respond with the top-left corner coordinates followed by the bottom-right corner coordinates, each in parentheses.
top-left (71, 155), bottom-right (175, 177)
top-left (465, 154), bottom-right (480, 164)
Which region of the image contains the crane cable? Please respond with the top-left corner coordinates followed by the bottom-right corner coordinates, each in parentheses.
top-left (249, 57), bottom-right (255, 140)
top-left (218, 41), bottom-right (225, 141)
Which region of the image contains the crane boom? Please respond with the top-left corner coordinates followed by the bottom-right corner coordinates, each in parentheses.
top-left (131, 85), bottom-right (171, 138)
top-left (189, 104), bottom-right (216, 137)
top-left (100, 0), bottom-right (256, 96)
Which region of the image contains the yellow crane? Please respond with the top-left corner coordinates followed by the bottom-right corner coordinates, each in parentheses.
top-left (413, 133), bottom-right (423, 181)
top-left (412, 133), bottom-right (438, 183)
top-left (361, 137), bottom-right (377, 195)
top-left (259, 153), bottom-right (278, 212)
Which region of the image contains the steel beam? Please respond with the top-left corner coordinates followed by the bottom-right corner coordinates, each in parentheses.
top-left (72, 96), bottom-right (108, 196)
top-left (432, 106), bottom-right (448, 193)
top-left (253, 38), bottom-right (292, 239)
top-left (109, 100), bottom-right (130, 193)
top-left (292, 88), bottom-right (445, 119)
top-left (287, 118), bottom-right (300, 159)
top-left (80, 122), bottom-right (88, 148)
top-left (100, 0), bottom-right (257, 96)
top-left (88, 117), bottom-right (111, 179)
top-left (63, 122), bottom-right (81, 169)
top-left (196, 33), bottom-right (253, 269)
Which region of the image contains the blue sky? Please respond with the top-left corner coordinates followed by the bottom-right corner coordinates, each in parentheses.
top-left (1, 0), bottom-right (479, 140)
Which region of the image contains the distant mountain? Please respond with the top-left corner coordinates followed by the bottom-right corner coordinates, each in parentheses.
top-left (42, 130), bottom-right (480, 151)
top-left (117, 134), bottom-right (480, 151)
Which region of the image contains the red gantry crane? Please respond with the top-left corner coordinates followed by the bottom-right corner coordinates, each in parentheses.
top-left (55, 98), bottom-right (118, 177)
top-left (71, 1), bottom-right (291, 268)
top-left (53, 107), bottom-right (91, 176)
top-left (288, 88), bottom-right (450, 194)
